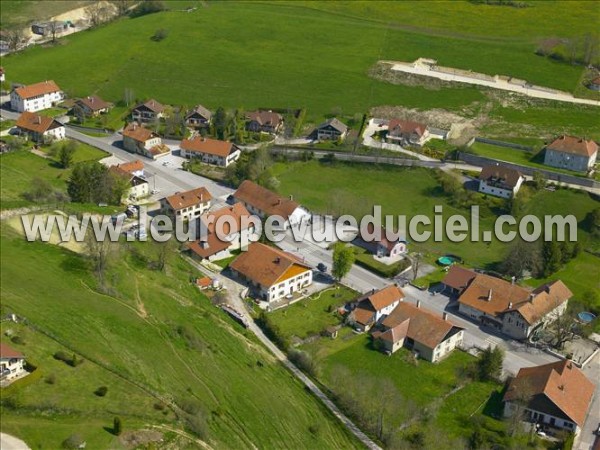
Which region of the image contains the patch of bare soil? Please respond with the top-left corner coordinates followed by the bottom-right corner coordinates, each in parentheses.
top-left (369, 61), bottom-right (466, 91)
top-left (119, 429), bottom-right (164, 448)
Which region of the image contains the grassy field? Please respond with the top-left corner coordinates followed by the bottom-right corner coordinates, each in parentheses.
top-left (0, 1), bottom-right (93, 29)
top-left (275, 160), bottom-right (599, 298)
top-left (269, 285), bottom-right (357, 341)
top-left (0, 225), bottom-right (361, 449)
top-left (2, 1), bottom-right (597, 132)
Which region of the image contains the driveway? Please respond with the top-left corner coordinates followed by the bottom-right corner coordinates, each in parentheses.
top-left (0, 434), bottom-right (30, 450)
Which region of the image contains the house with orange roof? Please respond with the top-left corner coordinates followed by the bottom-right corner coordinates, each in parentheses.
top-left (180, 136), bottom-right (241, 167)
top-left (348, 285), bottom-right (405, 332)
top-left (113, 159), bottom-right (144, 178)
top-left (15, 111), bottom-right (65, 143)
top-left (503, 360), bottom-right (594, 434)
top-left (448, 267), bottom-right (572, 339)
top-left (10, 80), bottom-right (64, 112)
top-left (372, 300), bottom-right (464, 362)
top-left (478, 164), bottom-right (524, 199)
top-left (544, 135), bottom-right (598, 173)
top-left (246, 110), bottom-right (284, 134)
top-left (187, 203), bottom-right (258, 261)
top-left (160, 187), bottom-right (212, 222)
top-left (74, 95), bottom-right (112, 117)
top-left (1, 342), bottom-right (27, 384)
top-left (108, 165), bottom-right (149, 202)
top-left (122, 122), bottom-right (170, 160)
top-left (229, 242), bottom-right (312, 303)
top-left (233, 180), bottom-right (310, 229)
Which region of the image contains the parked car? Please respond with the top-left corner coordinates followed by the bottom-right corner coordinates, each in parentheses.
top-left (317, 263), bottom-right (327, 273)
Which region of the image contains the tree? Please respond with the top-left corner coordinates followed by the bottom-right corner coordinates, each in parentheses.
top-left (507, 378), bottom-right (534, 437)
top-left (123, 88), bottom-right (135, 107)
top-left (542, 240), bottom-right (562, 277)
top-left (500, 239), bottom-right (543, 278)
top-left (531, 171), bottom-right (547, 191)
top-left (112, 0), bottom-right (132, 16)
top-left (151, 28), bottom-right (169, 41)
top-left (48, 21), bottom-right (61, 44)
top-left (214, 107), bottom-right (228, 140)
top-left (547, 306), bottom-right (577, 350)
top-left (332, 243), bottom-right (355, 281)
top-left (5, 28), bottom-right (25, 52)
top-left (477, 345), bottom-right (504, 381)
top-left (85, 228), bottom-right (116, 280)
top-left (85, 3), bottom-right (109, 27)
top-left (130, 0), bottom-right (166, 17)
top-left (154, 239), bottom-right (176, 272)
top-left (58, 141), bottom-right (77, 168)
top-left (410, 252), bottom-right (422, 280)
top-left (113, 416), bottom-right (122, 436)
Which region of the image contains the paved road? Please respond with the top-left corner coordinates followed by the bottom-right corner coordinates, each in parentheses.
top-left (575, 350), bottom-right (600, 450)
top-left (386, 59), bottom-right (600, 107)
top-left (183, 256), bottom-right (383, 450)
top-left (0, 433), bottom-right (31, 450)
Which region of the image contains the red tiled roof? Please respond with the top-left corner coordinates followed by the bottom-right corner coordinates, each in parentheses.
top-left (16, 111), bottom-right (62, 134)
top-left (388, 119), bottom-right (427, 137)
top-left (504, 360), bottom-right (594, 426)
top-left (229, 242), bottom-right (311, 287)
top-left (361, 285), bottom-right (405, 311)
top-left (14, 80), bottom-right (61, 99)
top-left (479, 164), bottom-right (523, 190)
top-left (115, 160), bottom-right (144, 174)
top-left (122, 122), bottom-right (159, 143)
top-left (234, 180), bottom-right (300, 219)
top-left (0, 342), bottom-right (24, 359)
top-left (547, 135), bottom-right (598, 157)
top-left (134, 99), bottom-right (165, 113)
top-left (381, 302), bottom-right (461, 349)
top-left (181, 136), bottom-right (237, 158)
top-left (246, 110), bottom-right (282, 126)
top-left (76, 95), bottom-right (111, 112)
top-left (442, 265), bottom-right (477, 293)
top-left (164, 187), bottom-right (212, 211)
top-left (201, 203), bottom-right (253, 236)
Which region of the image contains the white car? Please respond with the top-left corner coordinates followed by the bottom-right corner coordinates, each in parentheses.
top-left (151, 188), bottom-right (160, 194)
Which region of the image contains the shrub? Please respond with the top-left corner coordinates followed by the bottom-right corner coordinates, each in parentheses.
top-left (153, 402), bottom-right (165, 410)
top-left (185, 413), bottom-right (208, 439)
top-left (62, 434), bottom-right (84, 449)
top-left (45, 373), bottom-right (57, 385)
top-left (10, 335), bottom-right (24, 345)
top-left (94, 386), bottom-right (108, 397)
top-left (68, 353), bottom-right (84, 367)
top-left (113, 416), bottom-right (122, 436)
top-left (53, 351), bottom-right (70, 362)
top-left (288, 349), bottom-right (319, 377)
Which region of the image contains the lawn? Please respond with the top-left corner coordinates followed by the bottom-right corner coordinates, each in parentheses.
top-left (352, 245), bottom-right (409, 278)
top-left (269, 285), bottom-right (357, 340)
top-left (2, 1), bottom-right (597, 132)
top-left (0, 225), bottom-right (362, 449)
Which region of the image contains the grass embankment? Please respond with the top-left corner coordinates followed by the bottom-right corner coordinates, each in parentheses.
top-left (0, 225), bottom-right (361, 449)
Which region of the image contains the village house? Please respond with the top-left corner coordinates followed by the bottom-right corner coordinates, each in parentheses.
top-left (314, 117), bottom-right (348, 141)
top-left (354, 223), bottom-right (407, 258)
top-left (122, 122), bottom-right (170, 159)
top-left (232, 180), bottom-right (310, 229)
top-left (187, 203), bottom-right (258, 261)
top-left (74, 95), bottom-right (112, 117)
top-left (109, 165), bottom-right (149, 202)
top-left (185, 104), bottom-right (212, 128)
top-left (478, 164), bottom-right (524, 199)
top-left (348, 285), bottom-right (405, 332)
top-left (386, 119), bottom-right (429, 147)
top-left (373, 300), bottom-right (464, 362)
top-left (1, 343), bottom-right (27, 384)
top-left (441, 265), bottom-right (477, 297)
top-left (443, 267), bottom-right (572, 340)
top-left (245, 110), bottom-right (283, 134)
top-left (15, 111), bottom-right (65, 143)
top-left (112, 159), bottom-right (144, 178)
top-left (160, 187), bottom-right (212, 222)
top-left (180, 136), bottom-right (241, 167)
top-left (230, 242), bottom-right (312, 303)
top-left (10, 80), bottom-right (64, 113)
top-left (544, 135), bottom-right (598, 173)
top-left (503, 360), bottom-right (594, 435)
top-left (131, 99), bottom-right (166, 123)
top-left (588, 76), bottom-right (600, 92)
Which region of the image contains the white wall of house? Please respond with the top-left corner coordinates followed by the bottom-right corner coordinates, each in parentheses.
top-left (374, 300), bottom-right (400, 322)
top-left (181, 148), bottom-right (241, 167)
top-left (162, 200), bottom-right (211, 222)
top-left (0, 357), bottom-right (25, 381)
top-left (11, 90), bottom-right (64, 113)
top-left (263, 269), bottom-right (313, 302)
top-left (544, 149), bottom-right (596, 172)
top-left (128, 182), bottom-right (149, 201)
top-left (431, 330), bottom-right (463, 363)
top-left (503, 402), bottom-right (580, 434)
top-left (479, 177), bottom-right (523, 199)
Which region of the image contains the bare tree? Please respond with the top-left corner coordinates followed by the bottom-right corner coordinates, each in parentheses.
top-left (85, 3), bottom-right (110, 28)
top-left (507, 378), bottom-right (534, 437)
top-left (123, 88), bottom-right (135, 107)
top-left (5, 28), bottom-right (25, 52)
top-left (47, 21), bottom-right (61, 44)
top-left (85, 229), bottom-right (117, 280)
top-left (410, 253), bottom-right (421, 280)
top-left (547, 303), bottom-right (577, 350)
top-left (112, 0), bottom-right (132, 16)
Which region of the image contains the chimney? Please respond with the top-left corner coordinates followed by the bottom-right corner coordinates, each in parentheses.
top-left (511, 276), bottom-right (515, 285)
top-left (487, 289), bottom-right (492, 301)
top-left (443, 312), bottom-right (448, 321)
top-left (558, 384), bottom-right (564, 391)
top-left (274, 257), bottom-right (280, 264)
top-left (416, 300), bottom-right (421, 309)
top-left (529, 293), bottom-right (534, 302)
top-left (508, 302), bottom-right (513, 309)
top-left (289, 194), bottom-right (293, 201)
top-left (277, 199), bottom-right (282, 205)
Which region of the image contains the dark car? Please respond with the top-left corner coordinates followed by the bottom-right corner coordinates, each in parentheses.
top-left (317, 263), bottom-right (327, 273)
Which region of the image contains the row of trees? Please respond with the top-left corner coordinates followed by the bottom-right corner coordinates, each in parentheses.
top-left (67, 162), bottom-right (129, 205)
top-left (501, 238), bottom-right (582, 278)
top-left (224, 147), bottom-right (280, 189)
top-left (536, 33), bottom-right (600, 67)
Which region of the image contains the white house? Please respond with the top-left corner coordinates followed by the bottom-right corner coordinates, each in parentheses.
top-left (233, 180), bottom-right (310, 229)
top-left (1, 343), bottom-right (27, 383)
top-left (503, 360), bottom-right (594, 435)
top-left (15, 112), bottom-right (65, 143)
top-left (122, 122), bottom-right (170, 159)
top-left (109, 166), bottom-right (149, 202)
top-left (355, 223), bottom-right (407, 258)
top-left (131, 99), bottom-right (166, 123)
top-left (373, 300), bottom-right (464, 362)
top-left (160, 187), bottom-right (212, 222)
top-left (180, 136), bottom-right (241, 167)
top-left (11, 80), bottom-right (64, 112)
top-left (112, 160), bottom-right (144, 178)
top-left (314, 117), bottom-right (348, 141)
top-left (185, 104), bottom-right (212, 128)
top-left (229, 242), bottom-right (312, 303)
top-left (544, 135), bottom-right (598, 173)
top-left (349, 285), bottom-right (404, 332)
top-left (386, 118), bottom-right (429, 147)
top-left (478, 164), bottom-right (524, 199)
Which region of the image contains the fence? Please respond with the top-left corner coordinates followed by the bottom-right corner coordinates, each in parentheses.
top-left (457, 151), bottom-right (600, 190)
